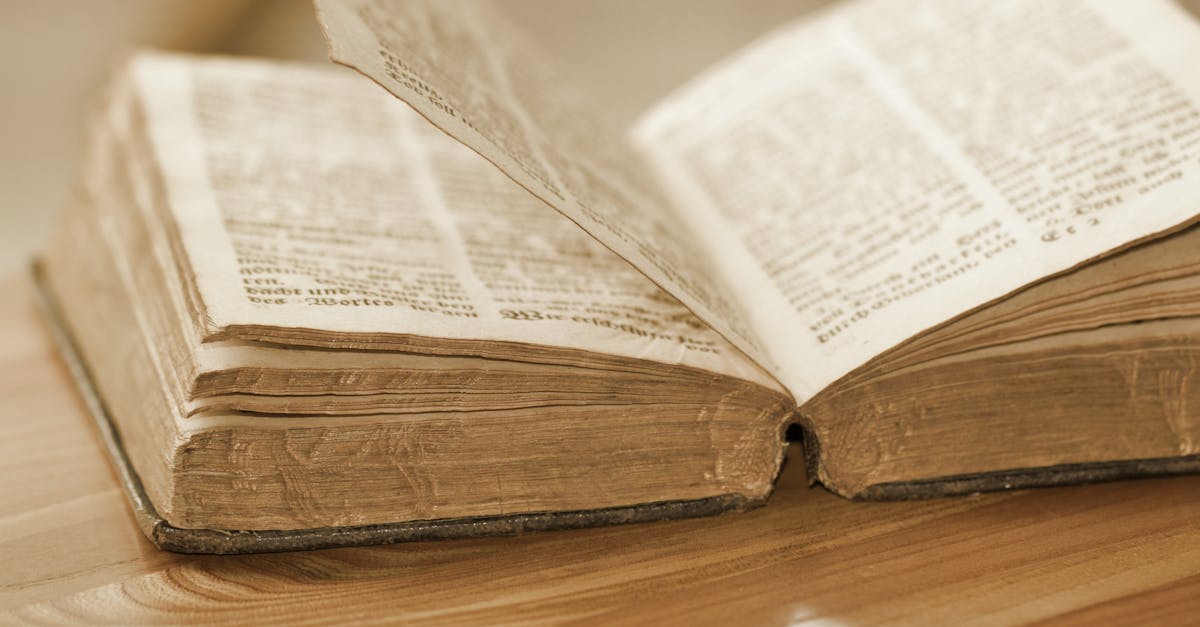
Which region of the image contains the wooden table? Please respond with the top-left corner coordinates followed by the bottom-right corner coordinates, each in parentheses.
top-left (1, 273), bottom-right (1198, 625)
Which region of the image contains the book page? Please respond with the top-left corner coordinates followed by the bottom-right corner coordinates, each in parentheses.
top-left (635, 0), bottom-right (1200, 400)
top-left (128, 53), bottom-right (777, 388)
top-left (313, 0), bottom-right (774, 370)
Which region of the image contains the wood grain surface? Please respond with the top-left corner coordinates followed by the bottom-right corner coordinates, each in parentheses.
top-left (2, 272), bottom-right (1199, 625)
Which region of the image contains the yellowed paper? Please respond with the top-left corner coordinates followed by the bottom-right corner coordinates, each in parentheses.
top-left (312, 0), bottom-right (772, 368)
top-left (128, 54), bottom-right (775, 386)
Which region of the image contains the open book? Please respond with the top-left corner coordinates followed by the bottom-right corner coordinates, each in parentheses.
top-left (39, 0), bottom-right (1200, 553)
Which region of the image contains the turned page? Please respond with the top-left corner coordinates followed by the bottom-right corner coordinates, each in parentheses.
top-left (634, 0), bottom-right (1200, 400)
top-left (128, 54), bottom-right (774, 385)
top-left (313, 0), bottom-right (774, 370)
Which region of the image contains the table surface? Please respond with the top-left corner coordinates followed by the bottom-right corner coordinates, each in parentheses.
top-left (2, 272), bottom-right (1199, 625)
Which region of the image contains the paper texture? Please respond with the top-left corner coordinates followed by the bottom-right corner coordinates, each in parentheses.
top-left (128, 54), bottom-right (774, 386)
top-left (313, 0), bottom-right (772, 369)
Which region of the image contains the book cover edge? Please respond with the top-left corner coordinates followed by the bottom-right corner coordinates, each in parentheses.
top-left (31, 260), bottom-right (757, 554)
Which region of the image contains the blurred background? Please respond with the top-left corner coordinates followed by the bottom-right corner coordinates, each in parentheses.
top-left (0, 0), bottom-right (831, 275)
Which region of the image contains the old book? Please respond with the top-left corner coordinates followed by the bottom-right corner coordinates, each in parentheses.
top-left (39, 0), bottom-right (1200, 553)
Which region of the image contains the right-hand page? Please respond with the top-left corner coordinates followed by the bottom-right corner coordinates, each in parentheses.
top-left (634, 0), bottom-right (1200, 402)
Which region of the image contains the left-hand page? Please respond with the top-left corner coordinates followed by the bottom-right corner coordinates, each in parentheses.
top-left (127, 52), bottom-right (776, 387)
